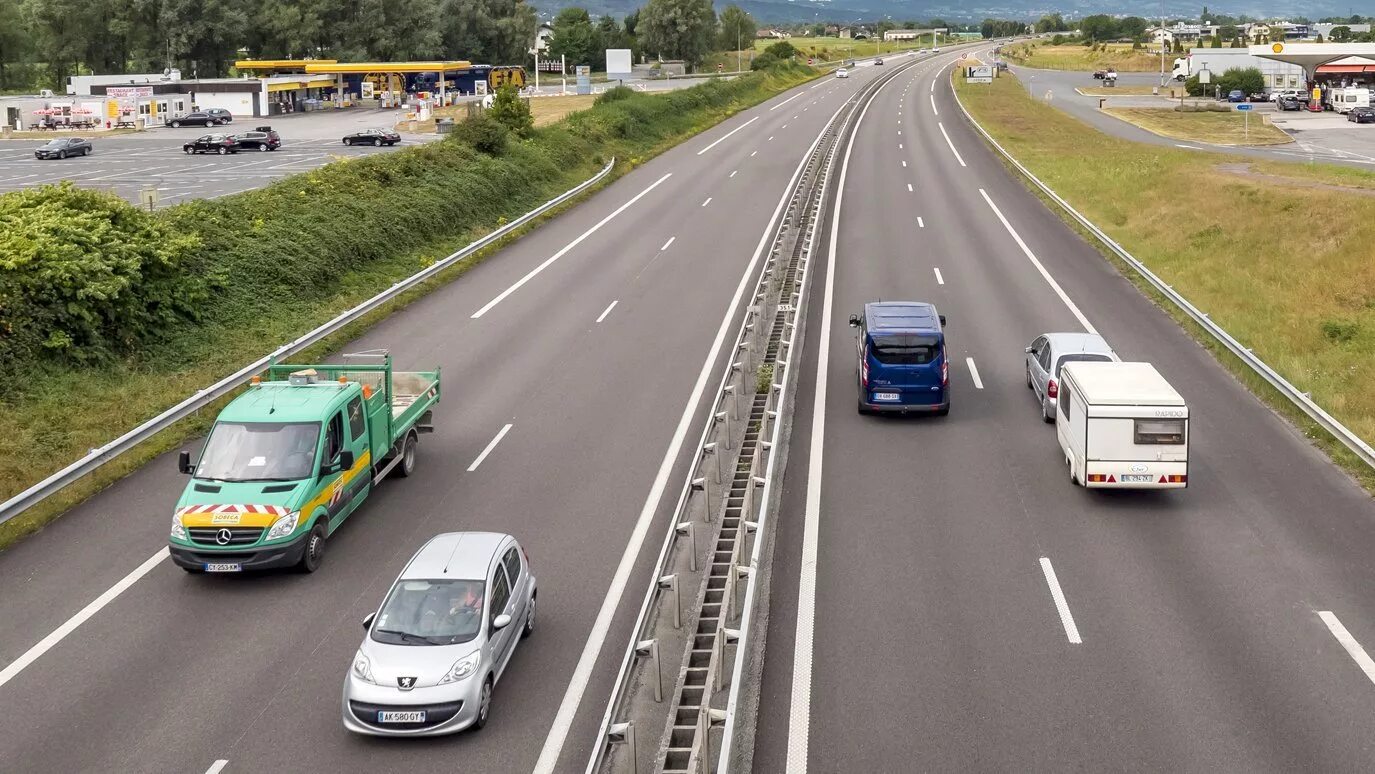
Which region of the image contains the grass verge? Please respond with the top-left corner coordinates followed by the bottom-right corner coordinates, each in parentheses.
top-left (0, 64), bottom-right (822, 550)
top-left (1103, 106), bottom-right (1293, 146)
top-left (1080, 86), bottom-right (1185, 97)
top-left (402, 95), bottom-right (600, 133)
top-left (954, 71), bottom-right (1375, 493)
top-left (1004, 42), bottom-right (1176, 72)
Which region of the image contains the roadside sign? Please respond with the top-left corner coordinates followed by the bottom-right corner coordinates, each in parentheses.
top-left (966, 64), bottom-right (993, 84)
top-left (139, 186), bottom-right (158, 211)
top-left (1235, 103), bottom-right (1253, 110)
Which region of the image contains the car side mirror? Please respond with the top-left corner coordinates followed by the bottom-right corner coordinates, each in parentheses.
top-left (938, 314), bottom-right (947, 327)
top-left (178, 450), bottom-right (193, 475)
top-left (492, 613), bottom-right (512, 631)
top-left (848, 314), bottom-right (860, 327)
top-left (1024, 346), bottom-right (1034, 354)
top-left (362, 612), bottom-right (376, 631)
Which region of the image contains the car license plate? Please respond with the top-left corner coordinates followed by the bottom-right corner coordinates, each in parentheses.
top-left (873, 392), bottom-right (900, 401)
top-left (203, 563), bottom-right (242, 572)
top-left (378, 711), bottom-right (426, 723)
top-left (1120, 474), bottom-right (1154, 483)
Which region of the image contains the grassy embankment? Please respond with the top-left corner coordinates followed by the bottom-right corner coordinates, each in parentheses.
top-left (703, 35), bottom-right (943, 71)
top-left (1004, 42), bottom-right (1179, 72)
top-left (402, 95), bottom-right (598, 133)
top-left (1103, 107), bottom-right (1292, 146)
top-left (0, 63), bottom-right (821, 549)
top-left (955, 72), bottom-right (1375, 491)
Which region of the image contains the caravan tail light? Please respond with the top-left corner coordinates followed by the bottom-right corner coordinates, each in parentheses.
top-left (1047, 379), bottom-right (1058, 399)
top-left (1162, 474), bottom-right (1188, 484)
top-left (1087, 474), bottom-right (1113, 483)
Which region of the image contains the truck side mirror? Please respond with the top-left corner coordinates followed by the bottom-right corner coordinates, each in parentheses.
top-left (178, 450), bottom-right (193, 475)
top-left (848, 314), bottom-right (860, 327)
top-left (338, 450), bottom-right (355, 472)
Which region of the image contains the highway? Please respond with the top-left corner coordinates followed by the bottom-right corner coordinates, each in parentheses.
top-left (0, 60), bottom-right (896, 773)
top-left (752, 50), bottom-right (1375, 772)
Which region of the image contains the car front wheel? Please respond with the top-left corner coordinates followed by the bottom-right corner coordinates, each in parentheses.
top-left (258, 144), bottom-right (268, 151)
top-left (373, 138), bottom-right (382, 147)
top-left (57, 150), bottom-right (66, 159)
top-left (217, 147), bottom-right (228, 155)
top-left (171, 121), bottom-right (180, 128)
top-left (473, 678), bottom-right (493, 730)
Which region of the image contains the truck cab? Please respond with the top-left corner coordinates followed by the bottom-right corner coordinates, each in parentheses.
top-left (169, 353), bottom-right (439, 574)
top-left (849, 301), bottom-right (949, 416)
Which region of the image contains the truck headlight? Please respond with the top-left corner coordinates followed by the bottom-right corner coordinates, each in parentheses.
top-left (352, 651), bottom-right (377, 684)
top-left (264, 511), bottom-right (300, 541)
top-left (439, 651), bottom-right (480, 684)
top-left (170, 517), bottom-right (187, 541)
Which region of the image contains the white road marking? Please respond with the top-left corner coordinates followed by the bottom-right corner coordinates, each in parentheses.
top-left (535, 98), bottom-right (852, 774)
top-left (471, 173), bottom-right (671, 318)
top-left (701, 197), bottom-right (712, 207)
top-left (907, 183), bottom-right (913, 192)
top-left (937, 123), bottom-right (966, 167)
top-left (978, 189), bottom-right (1098, 335)
top-left (902, 160), bottom-right (907, 167)
top-left (696, 116), bottom-right (758, 155)
top-left (931, 79), bottom-right (935, 93)
top-left (730, 170), bottom-right (738, 178)
top-left (205, 762), bottom-right (228, 774)
top-left (596, 300), bottom-right (618, 323)
top-left (1040, 558), bottom-right (1083, 644)
top-left (0, 548), bottom-right (169, 691)
top-left (770, 92), bottom-right (804, 110)
top-left (966, 357), bottom-right (984, 388)
top-left (467, 424), bottom-right (513, 471)
top-left (917, 216), bottom-right (925, 228)
top-left (787, 65), bottom-right (897, 774)
top-left (751, 150), bottom-right (758, 157)
top-left (769, 136), bottom-right (774, 141)
top-left (1175, 144), bottom-right (1199, 150)
top-left (899, 143), bottom-right (903, 149)
top-left (1319, 611), bottom-right (1375, 686)
top-left (931, 94), bottom-right (939, 115)
top-left (661, 236), bottom-right (675, 251)
top-left (783, 124), bottom-right (789, 129)
top-left (933, 267), bottom-right (943, 284)
top-left (898, 130), bottom-right (902, 136)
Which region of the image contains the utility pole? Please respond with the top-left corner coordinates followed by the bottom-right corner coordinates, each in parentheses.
top-left (1159, 0), bottom-right (1167, 88)
top-left (737, 21), bottom-right (742, 73)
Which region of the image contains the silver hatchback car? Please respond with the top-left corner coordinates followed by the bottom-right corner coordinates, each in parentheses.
top-left (1025, 332), bottom-right (1117, 422)
top-left (343, 532), bottom-right (536, 736)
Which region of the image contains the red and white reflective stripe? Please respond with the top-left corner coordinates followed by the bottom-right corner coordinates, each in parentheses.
top-left (175, 503), bottom-right (289, 517)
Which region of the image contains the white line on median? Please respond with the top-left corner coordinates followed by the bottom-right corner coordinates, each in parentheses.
top-left (899, 143), bottom-right (903, 149)
top-left (966, 357), bottom-right (984, 388)
top-left (1319, 611), bottom-right (1375, 686)
top-left (730, 170), bottom-right (738, 178)
top-left (769, 136), bottom-right (774, 141)
top-left (205, 761), bottom-right (228, 774)
top-left (661, 236), bottom-right (675, 251)
top-left (902, 160), bottom-right (907, 167)
top-left (0, 548), bottom-right (169, 691)
top-left (937, 122), bottom-right (966, 167)
top-left (1040, 558), bottom-right (1083, 644)
top-left (931, 79), bottom-right (935, 93)
top-left (751, 150), bottom-right (758, 157)
top-left (701, 197), bottom-right (712, 207)
top-left (696, 116), bottom-right (758, 155)
top-left (783, 124), bottom-right (788, 129)
top-left (933, 267), bottom-right (943, 284)
top-left (977, 189), bottom-right (1097, 335)
top-left (596, 300), bottom-right (618, 323)
top-left (471, 173), bottom-right (671, 319)
top-left (467, 424), bottom-right (512, 471)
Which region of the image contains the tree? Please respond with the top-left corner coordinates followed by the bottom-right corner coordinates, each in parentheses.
top-left (1035, 14), bottom-right (1068, 34)
top-left (488, 84), bottom-right (532, 134)
top-left (439, 0), bottom-right (537, 67)
top-left (1210, 33), bottom-right (1222, 48)
top-left (623, 8), bottom-right (639, 37)
top-left (638, 0), bottom-right (716, 68)
top-left (548, 7), bottom-right (599, 67)
top-left (1079, 15), bottom-right (1119, 42)
top-left (717, 5), bottom-right (756, 53)
top-left (1119, 17), bottom-right (1149, 39)
top-left (1331, 26), bottom-right (1352, 42)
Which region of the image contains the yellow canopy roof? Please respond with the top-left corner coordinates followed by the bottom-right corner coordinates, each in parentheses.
top-left (304, 61), bottom-right (472, 74)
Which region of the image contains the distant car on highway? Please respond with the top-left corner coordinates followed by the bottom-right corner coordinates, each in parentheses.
top-left (1277, 96), bottom-right (1304, 111)
top-left (169, 111), bottom-right (227, 128)
top-left (34, 137), bottom-right (91, 159)
top-left (850, 301), bottom-right (949, 416)
top-left (1348, 106), bottom-right (1375, 123)
top-left (232, 127), bottom-right (281, 151)
top-left (1226, 90), bottom-right (1246, 103)
top-left (836, 67), bottom-right (849, 78)
top-left (874, 58), bottom-right (884, 65)
top-left (343, 532), bottom-right (536, 736)
top-left (1025, 332), bottom-right (1118, 422)
top-left (343, 128), bottom-right (401, 146)
top-left (183, 133), bottom-right (239, 155)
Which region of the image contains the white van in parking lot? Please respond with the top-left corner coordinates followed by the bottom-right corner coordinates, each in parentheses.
top-left (1056, 362), bottom-right (1189, 489)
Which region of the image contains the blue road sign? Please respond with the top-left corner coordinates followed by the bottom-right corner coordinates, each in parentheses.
top-left (1236, 103), bottom-right (1253, 111)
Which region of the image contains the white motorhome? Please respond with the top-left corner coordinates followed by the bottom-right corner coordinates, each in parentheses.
top-left (1056, 362), bottom-right (1189, 489)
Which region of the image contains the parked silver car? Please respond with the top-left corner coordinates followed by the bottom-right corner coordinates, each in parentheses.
top-left (343, 532), bottom-right (536, 736)
top-left (1025, 332), bottom-right (1117, 422)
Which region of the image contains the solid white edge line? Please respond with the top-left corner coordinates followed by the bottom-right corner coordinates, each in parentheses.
top-left (0, 547), bottom-right (170, 690)
top-left (696, 115), bottom-right (759, 155)
top-left (977, 189), bottom-right (1098, 335)
top-left (1319, 611), bottom-right (1375, 686)
top-left (661, 236), bottom-right (675, 251)
top-left (466, 423), bottom-right (513, 472)
top-left (770, 92), bottom-right (804, 110)
top-left (931, 93), bottom-right (939, 115)
top-left (933, 267), bottom-right (943, 284)
top-left (701, 197), bottom-right (712, 207)
top-left (596, 300), bottom-right (618, 323)
top-left (931, 79), bottom-right (935, 93)
top-left (787, 65), bottom-right (896, 774)
top-left (472, 173), bottom-right (672, 318)
top-left (1040, 557), bottom-right (1083, 644)
top-left (537, 97), bottom-right (853, 774)
top-left (966, 357), bottom-right (984, 389)
top-left (937, 122), bottom-right (966, 167)
top-left (205, 761), bottom-right (229, 774)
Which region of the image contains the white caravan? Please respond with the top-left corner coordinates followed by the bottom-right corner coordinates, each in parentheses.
top-left (1056, 362), bottom-right (1189, 489)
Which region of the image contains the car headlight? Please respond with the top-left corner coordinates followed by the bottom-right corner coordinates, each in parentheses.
top-left (352, 651), bottom-right (377, 684)
top-left (264, 511), bottom-right (300, 541)
top-left (438, 652), bottom-right (481, 684)
top-left (170, 517), bottom-right (187, 541)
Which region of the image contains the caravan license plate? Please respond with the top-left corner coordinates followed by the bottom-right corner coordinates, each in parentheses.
top-left (378, 711), bottom-right (426, 723)
top-left (203, 563), bottom-right (242, 573)
top-left (873, 392), bottom-right (900, 401)
top-left (1120, 474), bottom-right (1154, 483)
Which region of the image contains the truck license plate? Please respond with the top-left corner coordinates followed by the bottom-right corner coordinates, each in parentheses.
top-left (1120, 474), bottom-right (1154, 483)
top-left (204, 563), bottom-right (242, 572)
top-left (378, 711), bottom-right (426, 723)
top-left (873, 392), bottom-right (899, 401)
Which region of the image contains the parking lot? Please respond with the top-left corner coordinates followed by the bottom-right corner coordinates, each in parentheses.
top-left (0, 107), bottom-right (437, 207)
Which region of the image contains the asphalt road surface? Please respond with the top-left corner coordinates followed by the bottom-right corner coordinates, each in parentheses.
top-left (752, 50), bottom-right (1375, 772)
top-left (0, 58), bottom-right (905, 774)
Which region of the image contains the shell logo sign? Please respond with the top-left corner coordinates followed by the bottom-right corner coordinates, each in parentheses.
top-left (1271, 43), bottom-right (1284, 53)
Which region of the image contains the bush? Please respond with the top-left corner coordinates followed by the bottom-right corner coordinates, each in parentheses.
top-left (489, 85), bottom-right (533, 136)
top-left (453, 113), bottom-right (508, 155)
top-left (763, 41), bottom-right (799, 60)
top-left (1051, 34), bottom-right (1066, 45)
top-left (751, 51), bottom-right (780, 71)
top-left (595, 85), bottom-right (636, 105)
top-left (1322, 319), bottom-right (1359, 343)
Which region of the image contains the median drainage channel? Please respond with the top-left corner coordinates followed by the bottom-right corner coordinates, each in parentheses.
top-left (587, 59), bottom-right (919, 774)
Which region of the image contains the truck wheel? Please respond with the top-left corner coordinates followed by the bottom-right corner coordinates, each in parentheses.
top-left (297, 521), bottom-right (327, 573)
top-left (395, 433), bottom-right (417, 478)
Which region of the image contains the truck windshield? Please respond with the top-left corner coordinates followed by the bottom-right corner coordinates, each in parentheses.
top-left (372, 579), bottom-right (486, 646)
top-left (870, 334), bottom-right (940, 365)
top-left (195, 421), bottom-right (321, 482)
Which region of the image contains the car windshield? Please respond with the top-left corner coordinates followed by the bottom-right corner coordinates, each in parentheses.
top-left (870, 334), bottom-right (940, 365)
top-left (1055, 352), bottom-right (1113, 376)
top-left (195, 421), bottom-right (321, 482)
top-left (372, 579), bottom-right (486, 646)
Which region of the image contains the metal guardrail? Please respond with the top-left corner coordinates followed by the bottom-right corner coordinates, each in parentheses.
top-left (0, 158), bottom-right (617, 528)
top-left (949, 76), bottom-right (1375, 470)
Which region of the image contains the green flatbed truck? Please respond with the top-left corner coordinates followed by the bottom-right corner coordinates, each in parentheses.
top-left (169, 351), bottom-right (440, 574)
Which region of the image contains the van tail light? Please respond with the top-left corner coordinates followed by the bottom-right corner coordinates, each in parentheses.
top-left (860, 358), bottom-right (869, 388)
top-left (1047, 379), bottom-right (1058, 399)
top-left (940, 358), bottom-right (948, 387)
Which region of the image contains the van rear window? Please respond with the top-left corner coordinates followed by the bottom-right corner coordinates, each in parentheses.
top-left (869, 334), bottom-right (939, 365)
top-left (1134, 418), bottom-right (1185, 445)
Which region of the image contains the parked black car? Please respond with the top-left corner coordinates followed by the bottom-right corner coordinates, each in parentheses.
top-left (34, 137), bottom-right (91, 159)
top-left (1277, 96), bottom-right (1304, 111)
top-left (183, 133), bottom-right (240, 154)
top-left (1349, 106), bottom-right (1375, 124)
top-left (169, 111), bottom-right (225, 128)
top-left (233, 127), bottom-right (281, 151)
top-left (342, 128), bottom-right (401, 146)
top-left (203, 108), bottom-right (233, 123)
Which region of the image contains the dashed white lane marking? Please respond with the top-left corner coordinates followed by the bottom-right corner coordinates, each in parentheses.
top-left (701, 197), bottom-right (712, 207)
top-left (696, 116), bottom-right (758, 156)
top-left (1040, 558), bottom-right (1083, 644)
top-left (966, 357), bottom-right (984, 388)
top-left (661, 236), bottom-right (675, 251)
top-left (467, 424), bottom-right (513, 471)
top-left (596, 300), bottom-right (618, 323)
top-left (938, 122), bottom-right (966, 167)
top-left (933, 267), bottom-right (944, 284)
top-left (917, 216), bottom-right (925, 228)
top-left (1319, 611), bottom-right (1375, 687)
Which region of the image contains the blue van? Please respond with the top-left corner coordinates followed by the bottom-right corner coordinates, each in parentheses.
top-left (848, 302), bottom-right (949, 415)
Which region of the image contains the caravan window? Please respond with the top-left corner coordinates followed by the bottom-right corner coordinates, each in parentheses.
top-left (1134, 418), bottom-right (1185, 444)
top-left (1058, 380), bottom-right (1070, 419)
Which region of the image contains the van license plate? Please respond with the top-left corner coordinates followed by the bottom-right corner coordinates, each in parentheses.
top-left (378, 711), bottom-right (426, 723)
top-left (873, 392), bottom-right (900, 401)
top-left (1120, 475), bottom-right (1154, 483)
top-left (204, 563), bottom-right (242, 572)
